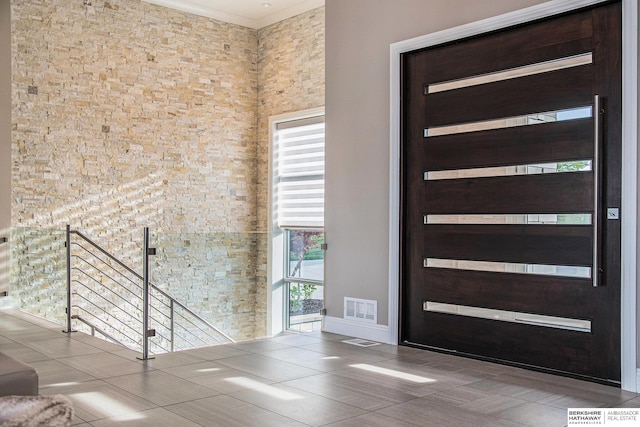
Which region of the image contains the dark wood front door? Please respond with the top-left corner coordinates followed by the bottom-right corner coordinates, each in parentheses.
top-left (400, 1), bottom-right (621, 384)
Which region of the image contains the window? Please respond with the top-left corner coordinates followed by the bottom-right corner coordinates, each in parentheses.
top-left (284, 229), bottom-right (324, 331)
top-left (274, 116), bottom-right (325, 229)
top-left (270, 108), bottom-right (325, 333)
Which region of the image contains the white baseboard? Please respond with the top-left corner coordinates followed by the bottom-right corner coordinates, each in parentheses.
top-left (322, 315), bottom-right (394, 344)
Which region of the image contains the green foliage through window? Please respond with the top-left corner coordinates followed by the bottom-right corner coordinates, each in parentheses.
top-left (557, 161), bottom-right (590, 172)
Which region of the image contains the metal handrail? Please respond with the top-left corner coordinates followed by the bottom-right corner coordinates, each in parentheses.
top-left (72, 229), bottom-right (235, 343)
top-left (71, 314), bottom-right (128, 348)
top-left (72, 245), bottom-right (172, 310)
top-left (65, 226), bottom-right (235, 358)
top-left (71, 296), bottom-right (143, 342)
top-left (73, 259), bottom-right (222, 347)
top-left (72, 243), bottom-right (146, 290)
top-left (72, 302), bottom-right (171, 354)
top-left (72, 268), bottom-right (142, 309)
top-left (72, 278), bottom-right (174, 350)
top-left (73, 273), bottom-right (200, 351)
top-left (73, 264), bottom-right (170, 321)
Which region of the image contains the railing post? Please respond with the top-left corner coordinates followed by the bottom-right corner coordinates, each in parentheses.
top-left (63, 224), bottom-right (75, 333)
top-left (170, 299), bottom-right (174, 352)
top-left (139, 227), bottom-right (153, 360)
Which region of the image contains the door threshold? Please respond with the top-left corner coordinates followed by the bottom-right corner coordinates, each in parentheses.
top-left (401, 340), bottom-right (621, 388)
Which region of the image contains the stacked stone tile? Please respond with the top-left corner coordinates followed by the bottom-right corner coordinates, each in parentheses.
top-left (10, 0), bottom-right (325, 342)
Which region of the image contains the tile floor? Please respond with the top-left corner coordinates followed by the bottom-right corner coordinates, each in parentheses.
top-left (1, 308), bottom-right (639, 426)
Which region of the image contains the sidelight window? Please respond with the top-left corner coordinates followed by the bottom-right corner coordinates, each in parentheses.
top-left (270, 108), bottom-right (325, 333)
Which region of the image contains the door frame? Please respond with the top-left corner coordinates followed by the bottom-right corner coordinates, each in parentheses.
top-left (388, 0), bottom-right (638, 392)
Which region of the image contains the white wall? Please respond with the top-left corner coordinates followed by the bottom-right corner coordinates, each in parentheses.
top-left (324, 0), bottom-right (547, 329)
top-left (0, 0), bottom-right (10, 296)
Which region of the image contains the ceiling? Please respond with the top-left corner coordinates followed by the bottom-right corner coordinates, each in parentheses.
top-left (142, 0), bottom-right (325, 29)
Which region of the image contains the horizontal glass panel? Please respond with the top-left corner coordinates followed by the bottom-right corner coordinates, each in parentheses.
top-left (424, 106), bottom-right (592, 137)
top-left (424, 258), bottom-right (591, 279)
top-left (427, 53), bottom-right (592, 94)
top-left (425, 213), bottom-right (592, 225)
top-left (424, 160), bottom-right (591, 181)
top-left (423, 301), bottom-right (591, 332)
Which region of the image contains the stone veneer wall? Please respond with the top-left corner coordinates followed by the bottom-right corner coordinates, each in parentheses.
top-left (255, 7), bottom-right (325, 334)
top-left (11, 0), bottom-right (259, 339)
top-left (10, 0), bottom-right (325, 342)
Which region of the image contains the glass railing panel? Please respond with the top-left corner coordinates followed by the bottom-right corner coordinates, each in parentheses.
top-left (69, 229), bottom-right (145, 350)
top-left (7, 227), bottom-right (67, 326)
top-left (150, 231), bottom-right (272, 346)
top-left (5, 227), bottom-right (274, 354)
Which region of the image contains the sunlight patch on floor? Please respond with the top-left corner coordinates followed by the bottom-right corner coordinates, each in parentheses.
top-left (349, 364), bottom-right (436, 383)
top-left (223, 377), bottom-right (304, 400)
top-left (69, 392), bottom-right (146, 421)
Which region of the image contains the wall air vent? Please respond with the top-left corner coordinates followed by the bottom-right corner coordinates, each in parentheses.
top-left (344, 297), bottom-right (377, 323)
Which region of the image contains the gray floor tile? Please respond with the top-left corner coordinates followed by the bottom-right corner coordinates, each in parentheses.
top-left (321, 412), bottom-right (419, 427)
top-left (422, 354), bottom-right (520, 375)
top-left (615, 396), bottom-right (640, 407)
top-left (215, 353), bottom-right (322, 382)
top-left (269, 333), bottom-right (325, 347)
top-left (301, 341), bottom-right (395, 363)
top-left (0, 341), bottom-right (51, 363)
top-left (283, 372), bottom-right (416, 410)
top-left (415, 385), bottom-right (530, 418)
top-left (234, 338), bottom-right (292, 353)
top-left (160, 360), bottom-right (277, 393)
top-left (38, 379), bottom-right (157, 422)
top-left (377, 396), bottom-right (510, 427)
top-left (262, 346), bottom-right (360, 372)
top-left (90, 406), bottom-right (203, 426)
top-left (166, 395), bottom-right (307, 426)
top-left (2, 328), bottom-right (67, 344)
top-left (469, 372), bottom-right (634, 409)
top-left (30, 359), bottom-right (97, 387)
top-left (104, 370), bottom-right (219, 406)
top-left (24, 337), bottom-right (104, 358)
top-left (493, 401), bottom-right (568, 427)
top-left (467, 374), bottom-right (554, 400)
top-left (306, 331), bottom-right (354, 342)
top-left (2, 309), bottom-right (639, 427)
top-left (128, 349), bottom-right (207, 369)
top-left (229, 383), bottom-right (368, 426)
top-left (70, 412), bottom-right (87, 426)
top-left (69, 331), bottom-right (130, 352)
top-left (57, 352), bottom-right (155, 379)
top-left (373, 358), bottom-right (496, 386)
top-left (179, 343), bottom-right (251, 360)
top-left (329, 360), bottom-right (462, 397)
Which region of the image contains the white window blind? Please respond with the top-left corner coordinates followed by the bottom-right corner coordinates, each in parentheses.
top-left (275, 116), bottom-right (325, 228)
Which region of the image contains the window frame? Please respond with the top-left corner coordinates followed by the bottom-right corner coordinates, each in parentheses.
top-left (267, 107), bottom-right (325, 336)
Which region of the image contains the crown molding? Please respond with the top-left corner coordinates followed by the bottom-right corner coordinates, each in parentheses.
top-left (142, 0), bottom-right (324, 29)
